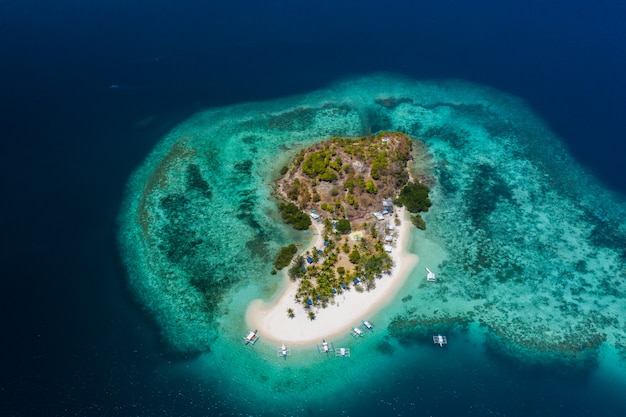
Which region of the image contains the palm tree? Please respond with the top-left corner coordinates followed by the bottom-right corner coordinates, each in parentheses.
top-left (308, 311), bottom-right (316, 321)
top-left (287, 308), bottom-right (295, 319)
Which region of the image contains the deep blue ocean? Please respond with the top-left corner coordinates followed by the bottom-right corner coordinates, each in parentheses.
top-left (2, 1), bottom-right (626, 416)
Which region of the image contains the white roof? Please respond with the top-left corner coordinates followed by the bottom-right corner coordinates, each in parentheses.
top-left (385, 235), bottom-right (393, 242)
top-left (383, 245), bottom-right (393, 252)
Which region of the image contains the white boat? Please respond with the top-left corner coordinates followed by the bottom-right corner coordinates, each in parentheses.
top-left (426, 267), bottom-right (436, 282)
top-left (335, 347), bottom-right (351, 358)
top-left (318, 339), bottom-right (334, 354)
top-left (433, 334), bottom-right (447, 347)
top-left (277, 343), bottom-right (291, 359)
top-left (362, 320), bottom-right (374, 331)
top-left (351, 327), bottom-right (363, 337)
top-left (243, 330), bottom-right (259, 345)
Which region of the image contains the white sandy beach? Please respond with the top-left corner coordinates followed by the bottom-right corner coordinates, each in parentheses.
top-left (245, 207), bottom-right (419, 346)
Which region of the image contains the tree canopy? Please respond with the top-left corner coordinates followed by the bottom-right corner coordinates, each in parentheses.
top-left (278, 202), bottom-right (312, 230)
top-left (397, 181), bottom-right (431, 213)
top-left (274, 244), bottom-right (298, 269)
top-left (335, 219), bottom-right (351, 234)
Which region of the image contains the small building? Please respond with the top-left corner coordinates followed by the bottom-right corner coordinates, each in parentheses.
top-left (383, 245), bottom-right (393, 253)
top-left (386, 222), bottom-right (395, 230)
top-left (310, 212), bottom-right (320, 221)
top-left (306, 257), bottom-right (314, 264)
top-left (382, 200), bottom-right (393, 207)
top-left (373, 212), bottom-right (385, 221)
top-left (385, 235), bottom-right (393, 242)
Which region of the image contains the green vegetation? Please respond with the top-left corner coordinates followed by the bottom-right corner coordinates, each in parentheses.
top-left (335, 219), bottom-right (351, 234)
top-left (288, 256), bottom-right (306, 280)
top-left (278, 202), bottom-right (311, 230)
top-left (349, 248), bottom-right (361, 264)
top-left (365, 180), bottom-right (378, 194)
top-left (302, 150), bottom-right (338, 182)
top-left (411, 214), bottom-right (426, 230)
top-left (397, 181), bottom-right (431, 213)
top-left (283, 132), bottom-right (414, 214)
top-left (274, 244), bottom-right (298, 269)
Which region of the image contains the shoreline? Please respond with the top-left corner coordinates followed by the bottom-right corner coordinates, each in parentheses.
top-left (245, 207), bottom-right (419, 346)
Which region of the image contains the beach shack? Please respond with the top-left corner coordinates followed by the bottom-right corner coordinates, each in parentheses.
top-left (373, 212), bottom-right (385, 221)
top-left (383, 244), bottom-right (393, 253)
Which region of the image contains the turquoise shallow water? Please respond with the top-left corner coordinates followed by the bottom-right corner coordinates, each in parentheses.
top-left (119, 74), bottom-right (626, 415)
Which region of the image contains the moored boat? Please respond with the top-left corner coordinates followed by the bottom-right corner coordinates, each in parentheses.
top-left (335, 347), bottom-right (351, 358)
top-left (243, 329), bottom-right (259, 345)
top-left (426, 267), bottom-right (436, 282)
top-left (318, 339), bottom-right (333, 354)
top-left (277, 343), bottom-right (291, 359)
top-left (433, 334), bottom-right (447, 347)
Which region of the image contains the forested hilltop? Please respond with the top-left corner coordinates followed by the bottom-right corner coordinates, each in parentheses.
top-left (278, 132), bottom-right (415, 224)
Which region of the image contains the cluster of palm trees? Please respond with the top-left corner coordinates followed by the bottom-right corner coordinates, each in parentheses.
top-left (288, 223), bottom-right (393, 319)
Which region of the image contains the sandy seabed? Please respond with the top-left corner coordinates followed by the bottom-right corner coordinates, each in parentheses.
top-left (246, 207), bottom-right (418, 346)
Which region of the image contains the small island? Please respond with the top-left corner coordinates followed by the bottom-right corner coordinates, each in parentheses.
top-left (247, 132), bottom-right (430, 343)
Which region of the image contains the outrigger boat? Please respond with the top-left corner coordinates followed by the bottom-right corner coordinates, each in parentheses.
top-left (277, 343), bottom-right (291, 359)
top-left (351, 327), bottom-right (363, 337)
top-left (335, 347), bottom-right (351, 358)
top-left (433, 334), bottom-right (447, 347)
top-left (243, 329), bottom-right (259, 345)
top-left (362, 320), bottom-right (374, 331)
top-left (426, 267), bottom-right (436, 282)
top-left (317, 339), bottom-right (334, 354)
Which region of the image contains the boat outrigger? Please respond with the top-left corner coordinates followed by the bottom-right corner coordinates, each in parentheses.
top-left (317, 339), bottom-right (334, 354)
top-left (335, 347), bottom-right (351, 358)
top-left (243, 330), bottom-right (259, 345)
top-left (433, 334), bottom-right (447, 347)
top-left (426, 267), bottom-right (436, 282)
top-left (362, 320), bottom-right (374, 331)
top-left (351, 327), bottom-right (363, 337)
top-left (277, 343), bottom-right (291, 359)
